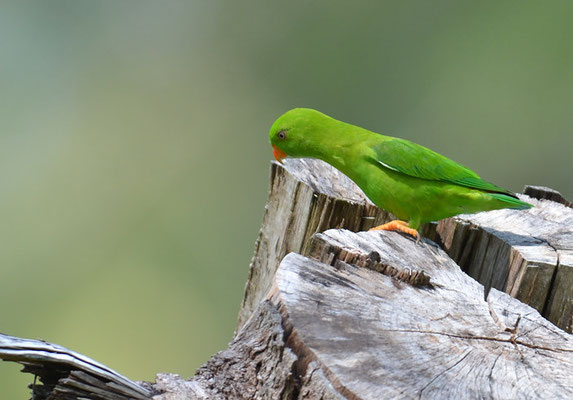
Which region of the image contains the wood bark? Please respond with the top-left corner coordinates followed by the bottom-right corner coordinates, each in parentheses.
top-left (1, 159), bottom-right (571, 399)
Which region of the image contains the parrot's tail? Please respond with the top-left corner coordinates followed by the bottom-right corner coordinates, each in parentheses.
top-left (490, 193), bottom-right (533, 210)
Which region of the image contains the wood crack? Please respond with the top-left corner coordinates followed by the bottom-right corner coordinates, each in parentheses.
top-left (537, 235), bottom-right (561, 316)
top-left (378, 328), bottom-right (573, 353)
top-left (418, 349), bottom-right (473, 398)
top-left (488, 351), bottom-right (503, 397)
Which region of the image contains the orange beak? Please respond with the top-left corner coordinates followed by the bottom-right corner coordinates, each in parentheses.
top-left (272, 145), bottom-right (287, 163)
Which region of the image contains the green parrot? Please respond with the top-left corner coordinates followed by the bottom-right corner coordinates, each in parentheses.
top-left (269, 108), bottom-right (532, 240)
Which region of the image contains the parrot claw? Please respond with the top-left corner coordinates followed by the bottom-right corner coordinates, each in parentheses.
top-left (369, 220), bottom-right (420, 242)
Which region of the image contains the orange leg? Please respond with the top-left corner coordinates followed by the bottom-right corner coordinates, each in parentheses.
top-left (369, 220), bottom-right (420, 242)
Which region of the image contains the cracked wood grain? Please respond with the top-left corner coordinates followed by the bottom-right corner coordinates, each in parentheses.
top-left (267, 231), bottom-right (573, 399)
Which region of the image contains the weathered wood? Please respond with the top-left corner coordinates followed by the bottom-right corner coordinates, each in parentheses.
top-left (524, 185), bottom-right (573, 208)
top-left (272, 231), bottom-right (573, 399)
top-left (152, 230), bottom-right (573, 399)
top-left (152, 300), bottom-right (344, 399)
top-left (0, 333), bottom-right (154, 399)
top-left (237, 159), bottom-right (389, 329)
top-left (434, 195), bottom-right (573, 331)
top-left (239, 159), bottom-right (573, 333)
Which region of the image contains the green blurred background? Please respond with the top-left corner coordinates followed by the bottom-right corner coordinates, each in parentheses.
top-left (1, 1), bottom-right (572, 398)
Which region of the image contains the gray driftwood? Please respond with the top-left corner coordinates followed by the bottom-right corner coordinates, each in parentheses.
top-left (1, 159), bottom-right (572, 399)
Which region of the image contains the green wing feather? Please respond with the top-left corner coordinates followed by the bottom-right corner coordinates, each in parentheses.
top-left (370, 138), bottom-right (516, 196)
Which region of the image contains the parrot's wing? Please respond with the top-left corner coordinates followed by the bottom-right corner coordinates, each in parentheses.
top-left (370, 138), bottom-right (514, 195)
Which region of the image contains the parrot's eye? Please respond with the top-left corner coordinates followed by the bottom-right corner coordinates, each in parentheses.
top-left (277, 130), bottom-right (287, 140)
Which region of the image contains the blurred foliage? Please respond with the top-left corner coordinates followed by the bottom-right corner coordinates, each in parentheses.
top-left (1, 1), bottom-right (571, 398)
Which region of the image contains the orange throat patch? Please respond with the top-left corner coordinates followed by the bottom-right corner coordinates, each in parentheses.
top-left (272, 145), bottom-right (287, 163)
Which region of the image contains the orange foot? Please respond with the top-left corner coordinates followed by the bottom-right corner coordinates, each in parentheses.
top-left (369, 220), bottom-right (420, 242)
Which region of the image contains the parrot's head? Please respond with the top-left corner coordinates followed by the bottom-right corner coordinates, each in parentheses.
top-left (269, 108), bottom-right (330, 163)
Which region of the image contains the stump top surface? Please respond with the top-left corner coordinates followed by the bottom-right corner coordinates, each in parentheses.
top-left (270, 231), bottom-right (573, 399)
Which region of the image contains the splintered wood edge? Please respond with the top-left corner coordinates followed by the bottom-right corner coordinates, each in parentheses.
top-left (0, 334), bottom-right (153, 399)
top-left (309, 231), bottom-right (433, 287)
top-left (524, 185), bottom-right (573, 208)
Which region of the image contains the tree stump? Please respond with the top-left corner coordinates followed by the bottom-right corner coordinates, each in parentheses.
top-left (1, 159), bottom-right (572, 399)
top-left (239, 159), bottom-right (573, 333)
